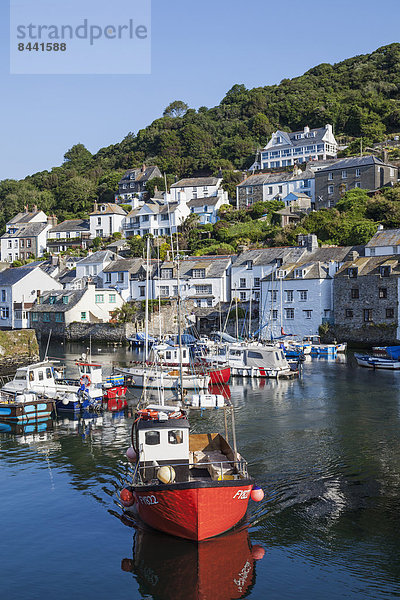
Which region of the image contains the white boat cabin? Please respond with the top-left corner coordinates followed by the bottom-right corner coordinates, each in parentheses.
top-left (151, 344), bottom-right (191, 366)
top-left (206, 344), bottom-right (290, 377)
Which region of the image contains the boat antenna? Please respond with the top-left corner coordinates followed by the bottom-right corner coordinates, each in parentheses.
top-left (44, 329), bottom-right (52, 360)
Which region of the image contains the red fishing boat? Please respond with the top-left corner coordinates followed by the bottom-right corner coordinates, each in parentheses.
top-left (120, 404), bottom-right (264, 541)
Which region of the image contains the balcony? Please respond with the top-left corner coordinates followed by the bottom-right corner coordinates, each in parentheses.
top-left (123, 222), bottom-right (140, 230)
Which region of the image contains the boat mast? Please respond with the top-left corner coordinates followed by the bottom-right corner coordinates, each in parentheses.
top-left (175, 239), bottom-right (184, 403)
top-left (144, 236), bottom-right (150, 363)
top-left (248, 281), bottom-right (252, 339)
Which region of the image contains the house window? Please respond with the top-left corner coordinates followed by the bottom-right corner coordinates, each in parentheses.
top-left (31, 312), bottom-right (39, 321)
top-left (105, 273), bottom-right (111, 283)
top-left (348, 268), bottom-right (358, 278)
top-left (49, 296), bottom-right (56, 304)
top-left (285, 290), bottom-right (293, 302)
top-left (328, 185), bottom-right (334, 195)
top-left (142, 215), bottom-right (149, 222)
top-left (342, 170), bottom-right (347, 179)
top-left (81, 312), bottom-right (87, 321)
top-left (363, 309), bottom-right (373, 322)
top-left (1, 290), bottom-right (5, 302)
top-left (8, 241), bottom-right (12, 248)
top-left (96, 229), bottom-right (103, 237)
top-left (161, 268), bottom-right (173, 279)
top-left (139, 286), bottom-right (145, 297)
top-left (207, 298), bottom-right (213, 307)
top-left (303, 310), bottom-right (312, 319)
top-left (272, 309), bottom-right (278, 320)
top-left (26, 239), bottom-right (31, 248)
top-left (62, 296), bottom-right (69, 304)
top-left (55, 313), bottom-right (63, 322)
top-left (193, 269), bottom-right (206, 279)
top-left (95, 294), bottom-right (104, 303)
top-left (269, 290), bottom-right (278, 302)
top-left (379, 288), bottom-right (387, 299)
top-left (97, 217), bottom-right (101, 225)
top-left (268, 186), bottom-right (273, 195)
top-left (160, 286), bottom-right (169, 296)
top-left (240, 278), bottom-right (246, 288)
top-left (246, 261), bottom-right (253, 270)
top-left (381, 266), bottom-right (391, 277)
top-left (285, 308), bottom-right (294, 319)
top-left (20, 239), bottom-right (24, 248)
top-left (298, 290), bottom-right (308, 301)
top-left (369, 248), bottom-right (376, 256)
top-left (351, 288), bottom-right (359, 299)
top-left (117, 272), bottom-right (124, 283)
top-left (386, 308), bottom-right (394, 319)
top-left (109, 294), bottom-right (116, 303)
top-left (345, 309), bottom-right (353, 318)
top-left (278, 185), bottom-right (283, 194)
top-left (43, 313), bottom-right (50, 322)
top-left (195, 285), bottom-right (212, 295)
top-left (173, 286), bottom-right (178, 296)
top-left (254, 277), bottom-right (260, 288)
top-left (356, 168), bottom-right (361, 177)
top-left (328, 173), bottom-right (333, 182)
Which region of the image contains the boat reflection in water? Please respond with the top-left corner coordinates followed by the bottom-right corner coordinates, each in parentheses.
top-left (121, 526), bottom-right (264, 600)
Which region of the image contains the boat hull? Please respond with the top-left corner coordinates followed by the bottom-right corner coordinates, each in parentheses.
top-left (354, 354), bottom-right (400, 370)
top-left (0, 399), bottom-right (54, 422)
top-left (129, 480), bottom-right (254, 541)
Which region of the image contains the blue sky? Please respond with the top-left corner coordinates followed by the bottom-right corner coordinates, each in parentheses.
top-left (0, 0), bottom-right (399, 181)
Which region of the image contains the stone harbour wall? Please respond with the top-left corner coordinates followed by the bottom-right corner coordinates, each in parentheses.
top-left (0, 329), bottom-right (40, 375)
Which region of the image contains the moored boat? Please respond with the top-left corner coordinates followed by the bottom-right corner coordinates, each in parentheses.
top-left (354, 353), bottom-right (400, 370)
top-left (204, 343), bottom-right (295, 378)
top-left (0, 390), bottom-right (55, 422)
top-left (120, 404), bottom-right (263, 541)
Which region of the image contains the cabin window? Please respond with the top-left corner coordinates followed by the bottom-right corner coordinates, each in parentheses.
top-left (247, 351), bottom-right (263, 359)
top-left (38, 371), bottom-right (44, 381)
top-left (29, 371), bottom-right (34, 382)
top-left (15, 372), bottom-right (26, 380)
top-left (168, 430), bottom-right (183, 444)
top-left (275, 352), bottom-right (280, 361)
top-left (145, 431), bottom-right (160, 445)
top-left (46, 368), bottom-right (52, 379)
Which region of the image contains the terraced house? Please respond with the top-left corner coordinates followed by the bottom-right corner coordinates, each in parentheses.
top-left (333, 255), bottom-right (400, 343)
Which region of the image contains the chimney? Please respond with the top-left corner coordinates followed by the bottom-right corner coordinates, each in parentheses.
top-left (33, 204), bottom-right (38, 212)
top-left (349, 250), bottom-right (359, 262)
top-left (377, 224), bottom-right (384, 231)
top-left (304, 126), bottom-right (310, 134)
top-left (47, 215), bottom-right (58, 227)
top-left (141, 163), bottom-right (146, 173)
top-left (383, 149), bottom-right (388, 164)
top-left (93, 201), bottom-right (98, 212)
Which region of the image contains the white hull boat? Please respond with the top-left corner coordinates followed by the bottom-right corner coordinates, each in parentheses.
top-left (117, 366), bottom-right (209, 390)
top-left (354, 353), bottom-right (400, 370)
top-left (204, 343), bottom-right (295, 379)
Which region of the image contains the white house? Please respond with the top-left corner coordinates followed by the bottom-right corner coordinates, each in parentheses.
top-left (259, 246), bottom-right (358, 339)
top-left (258, 124), bottom-right (337, 170)
top-left (187, 194), bottom-right (226, 224)
top-left (75, 250), bottom-right (121, 285)
top-left (89, 203), bottom-right (127, 239)
top-left (230, 246), bottom-right (309, 304)
top-left (169, 176), bottom-right (227, 203)
top-left (154, 257), bottom-right (232, 308)
top-left (29, 284), bottom-right (124, 331)
top-left (123, 199), bottom-right (190, 238)
top-left (0, 266), bottom-right (62, 329)
top-left (365, 226), bottom-right (400, 257)
top-left (1, 210), bottom-right (54, 262)
top-left (236, 167), bottom-right (315, 209)
top-left (102, 258), bottom-right (146, 301)
top-left (117, 165), bottom-right (162, 205)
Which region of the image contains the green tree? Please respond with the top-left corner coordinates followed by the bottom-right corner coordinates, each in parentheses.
top-left (163, 101), bottom-right (189, 118)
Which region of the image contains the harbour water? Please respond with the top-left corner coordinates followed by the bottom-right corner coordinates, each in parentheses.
top-left (1, 343), bottom-right (400, 599)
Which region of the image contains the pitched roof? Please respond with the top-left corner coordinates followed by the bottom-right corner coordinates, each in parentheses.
top-left (7, 211), bottom-right (47, 225)
top-left (119, 165), bottom-right (161, 185)
top-left (237, 169), bottom-right (315, 188)
top-left (335, 255), bottom-right (400, 278)
top-left (263, 125), bottom-right (334, 151)
top-left (76, 250), bottom-right (120, 265)
top-left (158, 257), bottom-right (231, 279)
top-left (49, 219), bottom-right (89, 233)
top-left (365, 228), bottom-right (400, 247)
top-left (31, 289), bottom-right (87, 312)
top-left (187, 197), bottom-right (221, 207)
top-left (103, 258), bottom-right (144, 274)
top-left (0, 266), bottom-right (38, 285)
top-left (170, 177), bottom-right (220, 188)
top-left (232, 247), bottom-right (307, 267)
top-left (1, 222), bottom-right (48, 239)
top-left (317, 155), bottom-right (397, 172)
top-left (90, 203), bottom-right (127, 216)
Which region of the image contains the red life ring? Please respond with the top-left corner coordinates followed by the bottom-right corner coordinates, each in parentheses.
top-left (80, 375), bottom-right (91, 387)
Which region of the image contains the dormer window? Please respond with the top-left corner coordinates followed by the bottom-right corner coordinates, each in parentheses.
top-left (62, 296), bottom-right (69, 304)
top-left (295, 269), bottom-right (303, 278)
top-left (100, 205), bottom-right (106, 212)
top-left (380, 266), bottom-right (391, 278)
top-left (161, 268), bottom-right (173, 279)
top-left (193, 268), bottom-right (206, 279)
top-left (277, 270), bottom-right (287, 278)
top-left (348, 267), bottom-right (358, 278)
top-left (49, 296), bottom-right (56, 304)
top-left (246, 260), bottom-right (253, 270)
top-left (129, 173), bottom-right (135, 180)
top-left (276, 136), bottom-right (281, 144)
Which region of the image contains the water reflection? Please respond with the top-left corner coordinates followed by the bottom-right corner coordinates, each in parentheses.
top-left (121, 525), bottom-right (264, 600)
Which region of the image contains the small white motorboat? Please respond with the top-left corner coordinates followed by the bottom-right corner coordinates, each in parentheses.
top-left (354, 353), bottom-right (400, 370)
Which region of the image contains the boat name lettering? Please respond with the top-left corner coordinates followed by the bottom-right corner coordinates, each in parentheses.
top-left (234, 560), bottom-right (251, 592)
top-left (138, 494), bottom-right (158, 505)
top-left (233, 490), bottom-right (250, 500)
